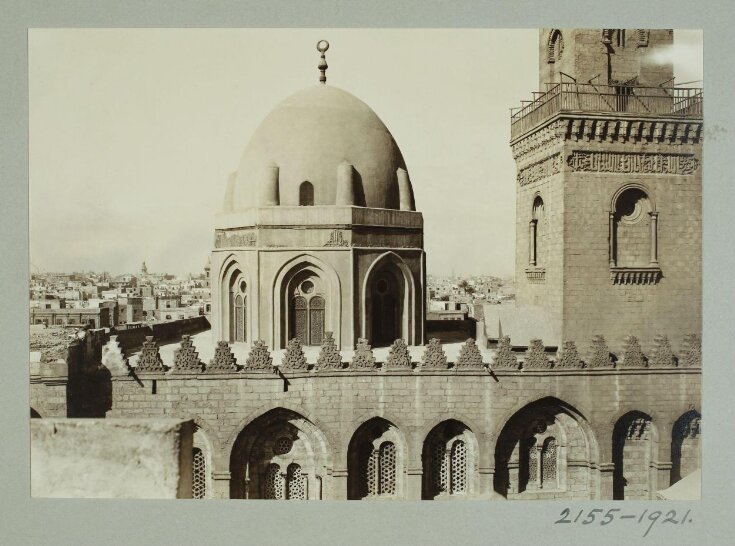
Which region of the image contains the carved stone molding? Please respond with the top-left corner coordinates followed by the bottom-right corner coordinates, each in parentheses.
top-left (323, 229), bottom-right (349, 247)
top-left (680, 334), bottom-right (702, 368)
top-left (511, 120), bottom-right (564, 161)
top-left (493, 336), bottom-right (518, 370)
top-left (281, 338), bottom-right (308, 371)
top-left (525, 267), bottom-right (546, 283)
top-left (567, 150), bottom-right (700, 175)
top-left (316, 332), bottom-right (343, 370)
top-left (621, 336), bottom-right (647, 368)
top-left (421, 338), bottom-right (448, 369)
top-left (588, 335), bottom-right (613, 368)
top-left (207, 341), bottom-right (241, 373)
top-left (610, 267), bottom-right (661, 285)
top-left (517, 153), bottom-right (562, 186)
top-left (245, 340), bottom-right (272, 371)
top-left (650, 335), bottom-right (676, 367)
top-left (351, 338), bottom-right (376, 369)
top-left (214, 230), bottom-right (257, 249)
top-left (523, 339), bottom-right (549, 369)
top-left (172, 335), bottom-right (203, 374)
top-left (135, 336), bottom-right (168, 373)
top-left (385, 339), bottom-right (412, 369)
top-left (455, 338), bottom-right (485, 369)
top-left (555, 341), bottom-right (582, 369)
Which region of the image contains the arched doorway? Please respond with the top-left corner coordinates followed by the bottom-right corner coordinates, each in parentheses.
top-left (494, 397), bottom-right (596, 500)
top-left (229, 408), bottom-right (331, 500)
top-left (370, 269), bottom-right (402, 347)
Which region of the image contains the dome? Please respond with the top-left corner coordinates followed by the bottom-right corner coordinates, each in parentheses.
top-left (225, 85), bottom-right (414, 211)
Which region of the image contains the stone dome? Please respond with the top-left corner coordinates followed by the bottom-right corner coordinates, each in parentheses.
top-left (225, 85), bottom-right (414, 211)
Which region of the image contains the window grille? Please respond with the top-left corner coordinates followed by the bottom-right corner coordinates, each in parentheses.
top-left (450, 440), bottom-right (467, 494)
top-left (286, 463), bottom-right (306, 500)
top-left (432, 442), bottom-right (448, 493)
top-left (378, 442), bottom-right (397, 495)
top-left (192, 447), bottom-right (206, 499)
top-left (264, 463), bottom-right (285, 499)
top-left (541, 438), bottom-right (557, 487)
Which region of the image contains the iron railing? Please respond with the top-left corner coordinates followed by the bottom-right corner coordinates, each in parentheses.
top-left (510, 83), bottom-right (703, 140)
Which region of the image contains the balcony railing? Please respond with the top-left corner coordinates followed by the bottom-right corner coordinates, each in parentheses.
top-left (510, 83), bottom-right (703, 140)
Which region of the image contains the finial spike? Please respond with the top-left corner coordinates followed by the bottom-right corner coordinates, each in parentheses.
top-left (317, 40), bottom-right (330, 84)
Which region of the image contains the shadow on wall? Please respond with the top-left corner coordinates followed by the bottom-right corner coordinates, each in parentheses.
top-left (426, 319), bottom-right (477, 344)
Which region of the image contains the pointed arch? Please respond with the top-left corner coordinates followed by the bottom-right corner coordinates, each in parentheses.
top-left (612, 410), bottom-right (659, 500)
top-left (361, 251), bottom-right (417, 346)
top-left (421, 419), bottom-right (480, 499)
top-left (216, 254), bottom-right (254, 343)
top-left (493, 396), bottom-right (597, 499)
top-left (347, 416), bottom-right (407, 499)
top-left (272, 254), bottom-right (342, 349)
top-left (229, 407), bottom-right (333, 499)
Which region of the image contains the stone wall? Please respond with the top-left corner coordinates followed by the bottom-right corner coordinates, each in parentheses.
top-left (95, 334), bottom-right (700, 500)
top-left (31, 418), bottom-right (193, 498)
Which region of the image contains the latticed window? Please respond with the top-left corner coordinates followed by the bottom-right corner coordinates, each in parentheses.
top-left (192, 447), bottom-right (206, 499)
top-left (290, 279), bottom-right (326, 346)
top-left (450, 440), bottom-right (467, 494)
top-left (264, 463), bottom-right (285, 499)
top-left (234, 294), bottom-right (246, 342)
top-left (541, 438), bottom-right (557, 487)
top-left (378, 442), bottom-right (397, 495)
top-left (309, 296), bottom-right (325, 345)
top-left (431, 442), bottom-right (448, 493)
top-left (527, 439), bottom-right (539, 487)
top-left (430, 439), bottom-right (467, 496)
top-left (286, 463), bottom-right (306, 500)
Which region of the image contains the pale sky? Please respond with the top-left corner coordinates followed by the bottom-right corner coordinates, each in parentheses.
top-left (29, 29), bottom-right (703, 278)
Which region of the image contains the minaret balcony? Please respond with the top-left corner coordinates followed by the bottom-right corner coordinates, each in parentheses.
top-left (510, 83), bottom-right (703, 141)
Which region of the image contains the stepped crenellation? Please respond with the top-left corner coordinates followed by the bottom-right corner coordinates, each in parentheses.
top-left (93, 332), bottom-right (702, 377)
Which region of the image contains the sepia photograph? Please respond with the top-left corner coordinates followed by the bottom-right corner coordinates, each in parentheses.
top-left (26, 26), bottom-right (706, 505)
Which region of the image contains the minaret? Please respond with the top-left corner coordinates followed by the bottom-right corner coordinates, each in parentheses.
top-left (510, 29), bottom-right (702, 353)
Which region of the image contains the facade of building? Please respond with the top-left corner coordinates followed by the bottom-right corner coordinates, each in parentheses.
top-left (513, 29), bottom-right (702, 353)
top-left (30, 31), bottom-right (702, 502)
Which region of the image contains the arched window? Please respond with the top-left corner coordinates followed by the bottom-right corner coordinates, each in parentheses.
top-left (286, 463), bottom-right (307, 500)
top-left (264, 463), bottom-right (285, 499)
top-left (378, 441), bottom-right (397, 495)
top-left (529, 196), bottom-right (545, 267)
top-left (231, 279), bottom-right (247, 342)
top-left (547, 30), bottom-right (563, 63)
top-left (289, 278), bottom-right (325, 346)
top-left (541, 437), bottom-right (558, 487)
top-left (519, 419), bottom-right (559, 492)
top-left (299, 181), bottom-right (314, 206)
top-left (423, 421), bottom-right (474, 499)
top-left (192, 447), bottom-right (206, 499)
top-left (348, 418), bottom-right (403, 499)
top-left (610, 186), bottom-right (659, 282)
top-left (450, 439), bottom-right (468, 494)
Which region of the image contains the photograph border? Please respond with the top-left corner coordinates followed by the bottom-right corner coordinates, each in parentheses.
top-left (2, 1), bottom-right (733, 544)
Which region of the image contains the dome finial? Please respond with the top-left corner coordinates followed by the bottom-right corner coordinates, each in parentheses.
top-left (316, 40), bottom-right (330, 84)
